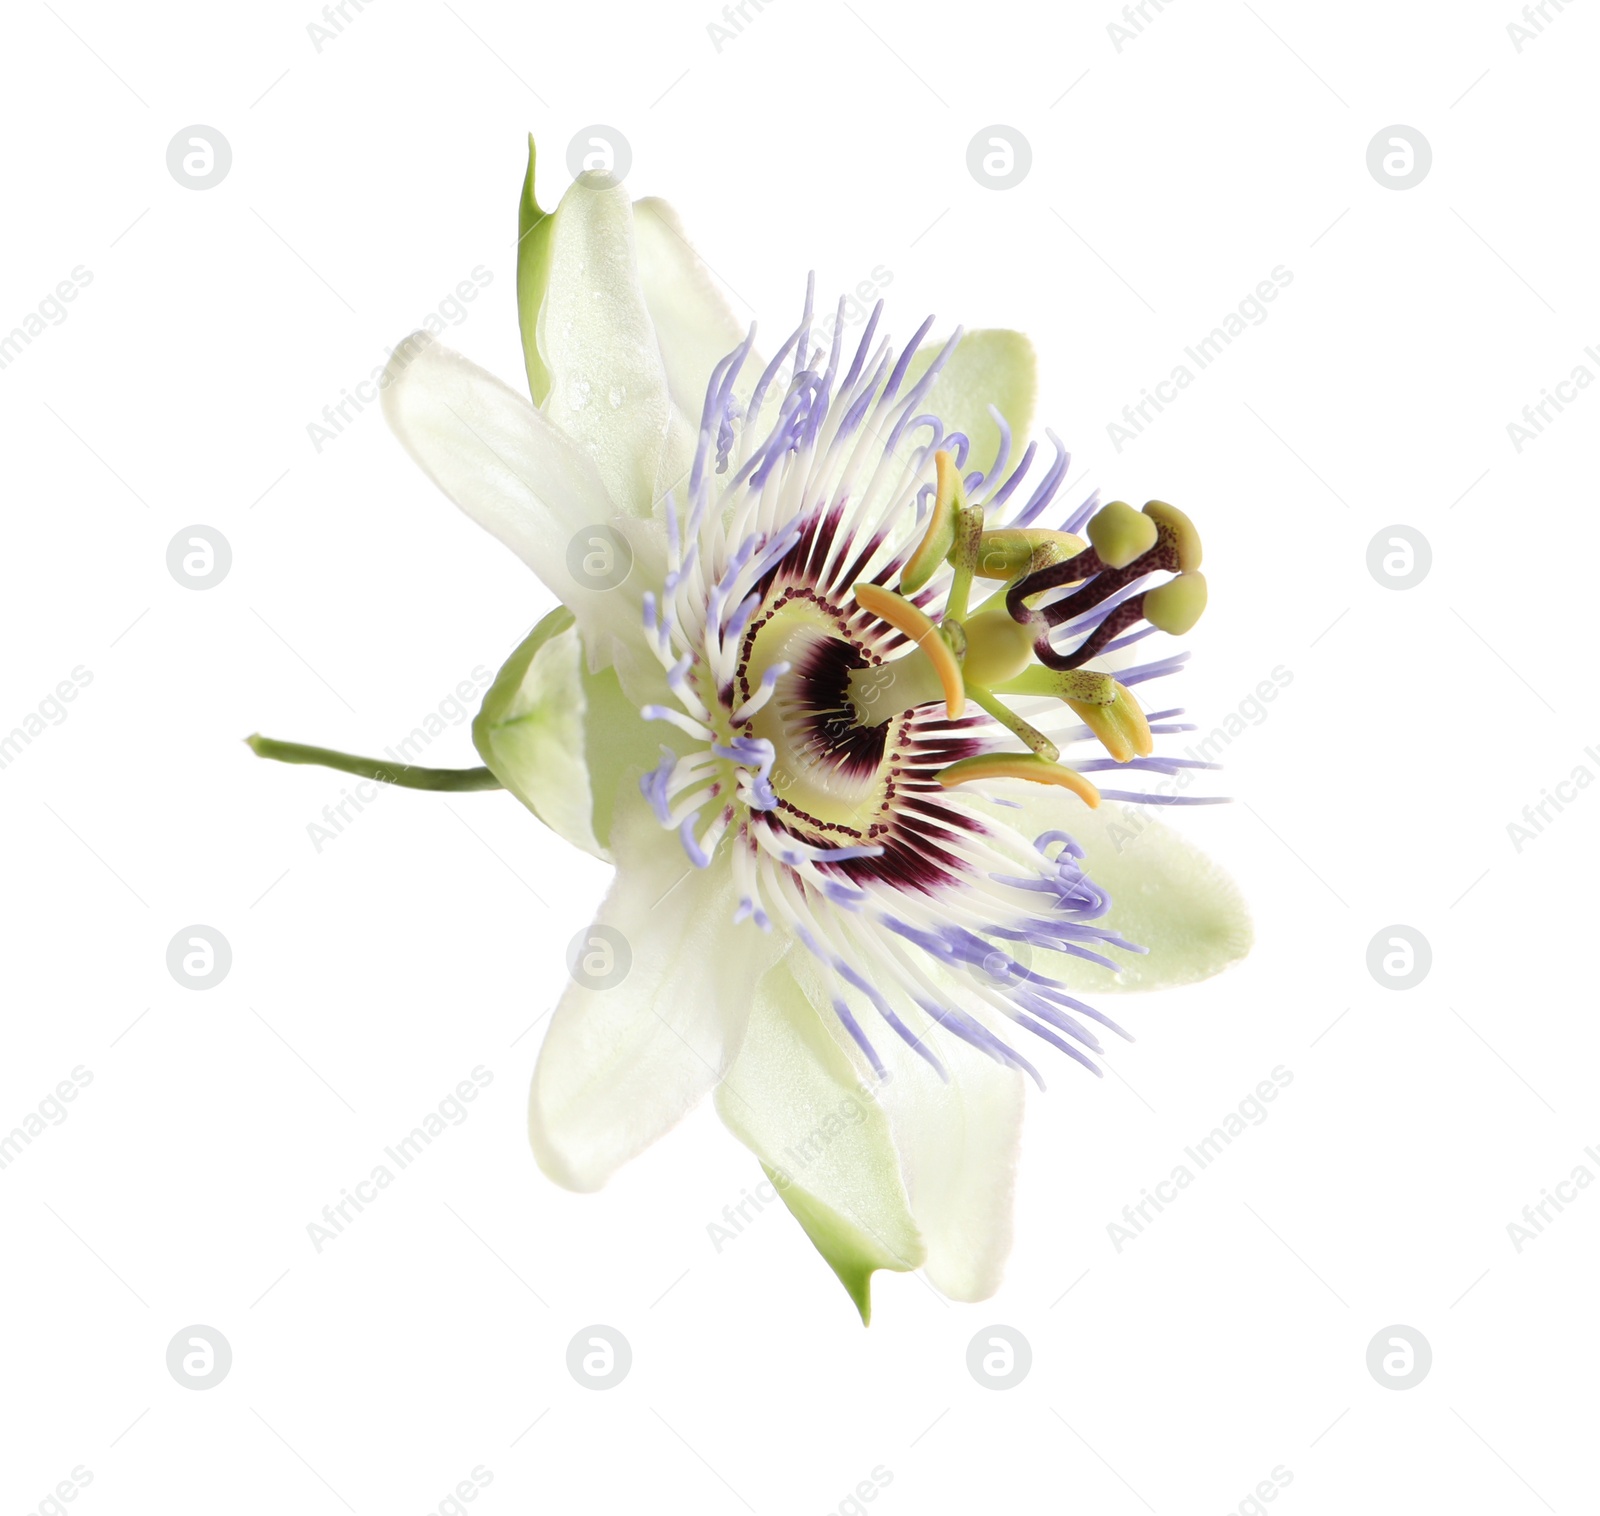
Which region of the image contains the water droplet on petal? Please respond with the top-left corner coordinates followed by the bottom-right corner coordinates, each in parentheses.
top-left (608, 386), bottom-right (626, 409)
top-left (568, 379), bottom-right (592, 411)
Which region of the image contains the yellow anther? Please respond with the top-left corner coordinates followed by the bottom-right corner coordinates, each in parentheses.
top-left (935, 752), bottom-right (1100, 807)
top-left (1086, 500), bottom-right (1159, 569)
top-left (1065, 681), bottom-right (1153, 764)
top-left (900, 450), bottom-right (963, 594)
top-left (853, 581), bottom-right (966, 718)
top-left (974, 528), bottom-right (1084, 580)
top-left (1143, 571), bottom-right (1208, 635)
top-left (1054, 669), bottom-right (1118, 705)
top-left (1142, 500), bottom-right (1203, 571)
top-left (992, 666), bottom-right (1116, 704)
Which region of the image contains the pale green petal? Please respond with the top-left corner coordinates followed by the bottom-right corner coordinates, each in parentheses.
top-left (529, 803), bottom-right (784, 1192)
top-left (537, 173), bottom-right (675, 518)
top-left (975, 792), bottom-right (1253, 993)
top-left (902, 329), bottom-right (1037, 483)
top-left (472, 608), bottom-right (664, 861)
top-left (875, 1019), bottom-right (1025, 1303)
top-left (715, 962), bottom-right (923, 1323)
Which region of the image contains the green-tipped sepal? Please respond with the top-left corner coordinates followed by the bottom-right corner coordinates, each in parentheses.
top-left (516, 134), bottom-right (556, 405)
top-left (472, 606), bottom-right (662, 859)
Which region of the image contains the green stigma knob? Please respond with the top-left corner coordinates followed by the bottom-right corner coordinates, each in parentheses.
top-left (1143, 570), bottom-right (1208, 634)
top-left (1086, 501), bottom-right (1158, 569)
top-left (1142, 500), bottom-right (1203, 572)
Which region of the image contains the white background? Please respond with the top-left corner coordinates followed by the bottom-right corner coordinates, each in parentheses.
top-left (2, 1), bottom-right (1596, 1512)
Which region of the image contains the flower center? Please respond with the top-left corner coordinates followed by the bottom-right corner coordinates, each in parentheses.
top-left (728, 592), bottom-right (903, 846)
top-left (629, 287), bottom-right (1219, 1088)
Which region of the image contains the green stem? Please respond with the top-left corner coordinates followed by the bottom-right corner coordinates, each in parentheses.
top-left (245, 734), bottom-right (503, 792)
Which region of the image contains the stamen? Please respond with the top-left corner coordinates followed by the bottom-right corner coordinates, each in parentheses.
top-left (900, 448), bottom-right (963, 593)
top-left (942, 500), bottom-right (984, 623)
top-left (935, 752), bottom-right (1101, 806)
top-left (973, 528), bottom-right (1084, 581)
top-left (991, 668), bottom-right (1153, 763)
top-left (852, 582), bottom-right (966, 718)
top-left (1066, 684), bottom-right (1153, 764)
top-left (966, 687), bottom-right (1059, 761)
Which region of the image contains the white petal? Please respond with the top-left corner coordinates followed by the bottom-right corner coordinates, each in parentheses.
top-left (528, 802), bottom-right (784, 1192)
top-left (976, 792), bottom-right (1253, 993)
top-left (380, 333), bottom-right (659, 675)
top-left (538, 175), bottom-right (676, 519)
top-left (714, 961), bottom-right (923, 1320)
top-left (633, 197), bottom-right (750, 425)
top-left (877, 1023), bottom-right (1026, 1302)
